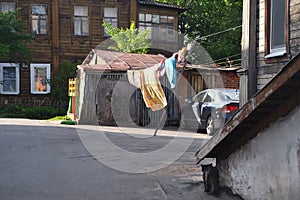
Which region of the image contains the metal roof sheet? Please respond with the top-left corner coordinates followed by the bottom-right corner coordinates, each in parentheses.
top-left (138, 0), bottom-right (186, 11)
top-left (79, 50), bottom-right (166, 72)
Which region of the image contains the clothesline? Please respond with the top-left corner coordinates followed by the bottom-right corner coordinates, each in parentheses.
top-left (127, 47), bottom-right (186, 112)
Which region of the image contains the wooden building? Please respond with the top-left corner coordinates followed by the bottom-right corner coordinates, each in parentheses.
top-left (240, 0), bottom-right (300, 106)
top-left (196, 0), bottom-right (300, 198)
top-left (76, 49), bottom-right (240, 125)
top-left (77, 50), bottom-right (182, 126)
top-left (0, 0), bottom-right (184, 107)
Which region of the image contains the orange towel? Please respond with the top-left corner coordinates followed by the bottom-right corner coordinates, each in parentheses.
top-left (140, 66), bottom-right (167, 111)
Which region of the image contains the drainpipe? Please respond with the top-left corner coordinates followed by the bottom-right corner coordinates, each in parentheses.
top-left (241, 0), bottom-right (257, 107)
top-left (52, 0), bottom-right (59, 71)
top-left (130, 0), bottom-right (137, 23)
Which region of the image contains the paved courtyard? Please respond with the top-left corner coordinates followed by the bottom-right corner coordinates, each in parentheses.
top-left (0, 119), bottom-right (241, 200)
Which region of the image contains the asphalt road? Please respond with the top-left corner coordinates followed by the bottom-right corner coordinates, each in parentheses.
top-left (0, 119), bottom-right (241, 200)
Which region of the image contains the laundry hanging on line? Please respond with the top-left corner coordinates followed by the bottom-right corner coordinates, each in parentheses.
top-left (127, 47), bottom-right (186, 111)
top-left (164, 56), bottom-right (177, 89)
top-left (140, 65), bottom-right (167, 111)
top-left (127, 64), bottom-right (167, 111)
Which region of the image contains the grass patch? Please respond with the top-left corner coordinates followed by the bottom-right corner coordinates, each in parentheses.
top-left (60, 120), bottom-right (76, 125)
top-left (0, 105), bottom-right (66, 120)
top-left (49, 116), bottom-right (71, 121)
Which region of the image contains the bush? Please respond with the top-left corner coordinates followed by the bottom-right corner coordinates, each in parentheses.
top-left (0, 105), bottom-right (66, 120)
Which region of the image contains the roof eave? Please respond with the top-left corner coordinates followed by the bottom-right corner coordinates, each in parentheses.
top-left (138, 1), bottom-right (187, 12)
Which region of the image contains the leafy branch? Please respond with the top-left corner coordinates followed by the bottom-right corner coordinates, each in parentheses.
top-left (103, 21), bottom-right (151, 54)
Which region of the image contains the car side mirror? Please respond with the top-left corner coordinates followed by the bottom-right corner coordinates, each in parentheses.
top-left (185, 99), bottom-right (192, 104)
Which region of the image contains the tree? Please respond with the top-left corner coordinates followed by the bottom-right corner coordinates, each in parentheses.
top-left (51, 61), bottom-right (78, 101)
top-left (156, 0), bottom-right (242, 65)
top-left (102, 21), bottom-right (151, 54)
top-left (0, 10), bottom-right (32, 64)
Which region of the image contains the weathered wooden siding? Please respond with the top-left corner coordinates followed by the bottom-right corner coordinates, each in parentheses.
top-left (0, 0), bottom-right (181, 107)
top-left (256, 0), bottom-right (300, 90)
top-left (289, 1), bottom-right (300, 56)
top-left (58, 0), bottom-right (131, 64)
top-left (77, 72), bottom-right (102, 125)
top-left (138, 6), bottom-right (180, 54)
top-left (93, 73), bottom-right (180, 127)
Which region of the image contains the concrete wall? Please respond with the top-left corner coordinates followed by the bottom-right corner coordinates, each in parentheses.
top-left (218, 106), bottom-right (300, 200)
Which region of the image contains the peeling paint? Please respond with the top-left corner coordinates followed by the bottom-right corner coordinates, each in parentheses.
top-left (218, 106), bottom-right (300, 200)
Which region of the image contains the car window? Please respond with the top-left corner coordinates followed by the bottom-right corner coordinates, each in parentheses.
top-left (203, 93), bottom-right (212, 102)
top-left (222, 90), bottom-right (239, 101)
top-left (193, 92), bottom-right (206, 102)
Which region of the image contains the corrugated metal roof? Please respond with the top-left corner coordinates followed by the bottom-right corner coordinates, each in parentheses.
top-left (79, 50), bottom-right (166, 72)
top-left (138, 0), bottom-right (186, 11)
top-left (196, 53), bottom-right (300, 163)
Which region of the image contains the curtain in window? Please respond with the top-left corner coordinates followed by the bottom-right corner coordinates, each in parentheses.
top-left (3, 67), bottom-right (16, 92)
top-left (74, 6), bottom-right (89, 36)
top-left (31, 5), bottom-right (47, 34)
top-left (33, 67), bottom-right (48, 92)
top-left (104, 8), bottom-right (117, 18)
top-left (0, 2), bottom-right (15, 12)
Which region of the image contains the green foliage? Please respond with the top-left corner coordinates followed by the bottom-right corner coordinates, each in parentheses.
top-left (0, 105), bottom-right (66, 120)
top-left (60, 120), bottom-right (76, 125)
top-left (49, 115), bottom-right (71, 121)
top-left (0, 10), bottom-right (32, 64)
top-left (103, 21), bottom-right (151, 54)
top-left (51, 61), bottom-right (78, 101)
top-left (156, 0), bottom-right (243, 64)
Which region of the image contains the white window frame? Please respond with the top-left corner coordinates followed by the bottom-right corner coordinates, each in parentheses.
top-left (0, 2), bottom-right (16, 13)
top-left (265, 0), bottom-right (287, 58)
top-left (74, 6), bottom-right (89, 36)
top-left (30, 63), bottom-right (51, 94)
top-left (0, 63), bottom-right (20, 95)
top-left (103, 7), bottom-right (118, 36)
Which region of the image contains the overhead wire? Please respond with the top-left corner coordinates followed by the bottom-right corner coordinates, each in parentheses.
top-left (199, 25), bottom-right (242, 40)
top-left (184, 25), bottom-right (243, 68)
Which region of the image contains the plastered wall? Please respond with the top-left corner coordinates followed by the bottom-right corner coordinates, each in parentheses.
top-left (218, 106), bottom-right (300, 200)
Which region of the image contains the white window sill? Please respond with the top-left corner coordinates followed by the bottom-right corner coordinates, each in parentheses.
top-left (265, 50), bottom-right (286, 59)
top-left (31, 91), bottom-right (50, 95)
top-left (1, 92), bottom-right (19, 95)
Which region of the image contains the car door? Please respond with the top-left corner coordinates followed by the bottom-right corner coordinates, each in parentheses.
top-left (191, 91), bottom-right (206, 124)
top-left (199, 91), bottom-right (216, 126)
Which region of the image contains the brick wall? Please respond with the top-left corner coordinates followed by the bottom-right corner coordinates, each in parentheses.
top-left (177, 70), bottom-right (240, 107)
top-left (177, 72), bottom-right (189, 107)
top-left (217, 71), bottom-right (240, 89)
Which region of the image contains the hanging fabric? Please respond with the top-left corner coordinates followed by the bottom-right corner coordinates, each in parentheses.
top-left (157, 60), bottom-right (166, 79)
top-left (140, 65), bottom-right (167, 111)
top-left (127, 69), bottom-right (142, 88)
top-left (164, 57), bottom-right (177, 89)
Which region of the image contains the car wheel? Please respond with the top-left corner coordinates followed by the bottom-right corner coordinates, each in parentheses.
top-left (206, 115), bottom-right (215, 136)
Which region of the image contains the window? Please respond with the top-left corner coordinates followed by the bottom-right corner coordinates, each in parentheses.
top-left (30, 64), bottom-right (50, 94)
top-left (31, 4), bottom-right (47, 35)
top-left (138, 13), bottom-right (175, 42)
top-left (0, 63), bottom-right (19, 94)
top-left (193, 92), bottom-right (205, 102)
top-left (0, 2), bottom-right (16, 13)
top-left (103, 7), bottom-right (118, 36)
top-left (74, 6), bottom-right (89, 36)
top-left (265, 0), bottom-right (287, 58)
